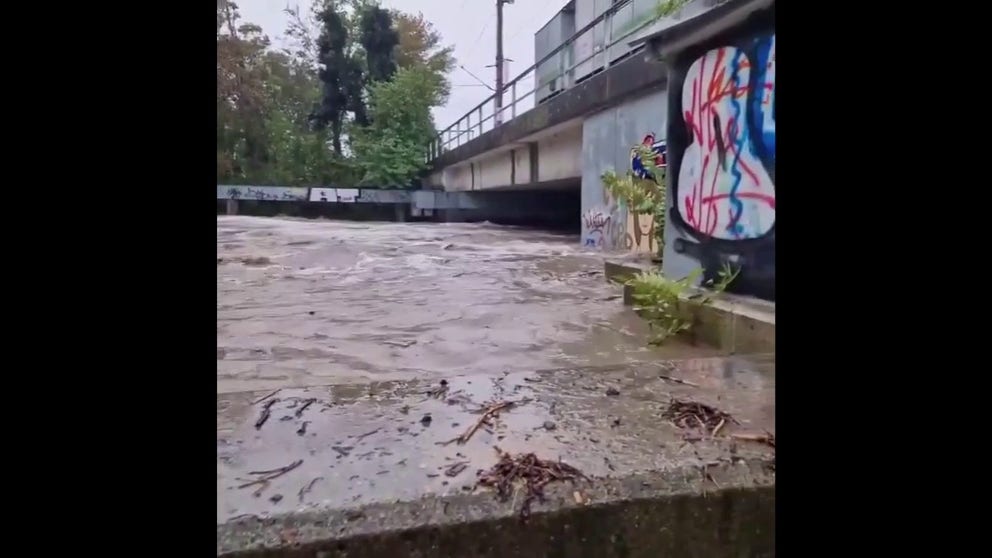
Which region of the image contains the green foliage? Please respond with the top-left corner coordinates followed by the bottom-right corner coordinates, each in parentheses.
top-left (615, 0), bottom-right (692, 37)
top-left (350, 65), bottom-right (444, 187)
top-left (655, 0), bottom-right (691, 18)
top-left (628, 263), bottom-right (740, 345)
top-left (601, 143), bottom-right (667, 253)
top-left (217, 0), bottom-right (453, 189)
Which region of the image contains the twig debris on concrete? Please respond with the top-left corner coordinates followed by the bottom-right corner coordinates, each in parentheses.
top-left (237, 459), bottom-right (304, 497)
top-left (663, 398), bottom-right (738, 431)
top-left (730, 432), bottom-right (775, 448)
top-left (440, 400), bottom-right (519, 446)
top-left (353, 427), bottom-right (381, 443)
top-left (295, 398), bottom-right (316, 417)
top-left (477, 450), bottom-right (589, 520)
top-left (298, 476), bottom-right (323, 502)
top-left (252, 389), bottom-right (281, 405)
top-left (658, 374), bottom-right (700, 388)
top-left (444, 461), bottom-right (469, 477)
top-left (255, 398), bottom-right (280, 430)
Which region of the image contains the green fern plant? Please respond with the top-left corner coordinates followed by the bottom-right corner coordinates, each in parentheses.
top-left (628, 263), bottom-right (740, 345)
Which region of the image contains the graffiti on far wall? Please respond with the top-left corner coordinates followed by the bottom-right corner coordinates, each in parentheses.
top-left (309, 188), bottom-right (361, 203)
top-left (218, 186), bottom-right (308, 201)
top-left (336, 188), bottom-right (359, 203)
top-left (667, 27), bottom-right (775, 300)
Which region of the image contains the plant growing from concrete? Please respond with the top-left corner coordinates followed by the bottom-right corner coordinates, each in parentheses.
top-left (655, 0), bottom-right (691, 19)
top-left (628, 263), bottom-right (739, 345)
top-left (601, 143), bottom-right (667, 253)
top-left (613, 0), bottom-right (692, 41)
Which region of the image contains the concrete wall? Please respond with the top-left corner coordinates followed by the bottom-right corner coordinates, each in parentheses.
top-left (580, 86), bottom-right (668, 251)
top-left (436, 126), bottom-right (582, 191)
top-left (536, 126), bottom-right (583, 182)
top-left (661, 5), bottom-right (775, 301)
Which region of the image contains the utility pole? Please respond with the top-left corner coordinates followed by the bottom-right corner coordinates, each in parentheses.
top-left (494, 0), bottom-right (513, 126)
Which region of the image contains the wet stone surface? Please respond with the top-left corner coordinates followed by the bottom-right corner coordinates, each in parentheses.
top-left (217, 355), bottom-right (774, 524)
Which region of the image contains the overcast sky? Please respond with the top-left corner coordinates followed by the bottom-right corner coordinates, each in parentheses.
top-left (236, 0), bottom-right (569, 130)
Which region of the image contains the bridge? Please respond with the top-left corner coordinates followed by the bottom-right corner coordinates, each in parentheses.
top-left (425, 0), bottom-right (776, 301)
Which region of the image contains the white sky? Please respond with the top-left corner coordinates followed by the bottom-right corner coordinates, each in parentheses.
top-left (235, 0), bottom-right (569, 130)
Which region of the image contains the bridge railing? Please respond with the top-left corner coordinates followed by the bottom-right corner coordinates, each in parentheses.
top-left (427, 0), bottom-right (667, 162)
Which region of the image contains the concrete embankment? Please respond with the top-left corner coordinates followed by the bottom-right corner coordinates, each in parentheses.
top-left (217, 356), bottom-right (775, 557)
top-left (604, 258), bottom-right (776, 355)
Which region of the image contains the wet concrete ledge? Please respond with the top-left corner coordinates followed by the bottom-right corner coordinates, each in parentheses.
top-left (604, 259), bottom-right (775, 354)
top-left (218, 357), bottom-right (775, 557)
top-left (218, 466), bottom-right (774, 558)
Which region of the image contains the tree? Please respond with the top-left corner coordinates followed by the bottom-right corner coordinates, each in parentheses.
top-left (217, 1), bottom-right (276, 181)
top-left (392, 11), bottom-right (455, 101)
top-left (350, 65), bottom-right (445, 187)
top-left (359, 6), bottom-right (399, 83)
top-left (312, 5), bottom-right (351, 155)
top-left (218, 0), bottom-right (454, 190)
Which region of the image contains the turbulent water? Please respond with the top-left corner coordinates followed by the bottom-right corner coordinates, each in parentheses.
top-left (217, 216), bottom-right (719, 393)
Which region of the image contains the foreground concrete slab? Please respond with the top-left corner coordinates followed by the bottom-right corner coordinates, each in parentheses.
top-left (218, 355), bottom-right (775, 557)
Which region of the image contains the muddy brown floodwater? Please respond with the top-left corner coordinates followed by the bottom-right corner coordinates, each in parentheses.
top-left (217, 216), bottom-right (721, 394)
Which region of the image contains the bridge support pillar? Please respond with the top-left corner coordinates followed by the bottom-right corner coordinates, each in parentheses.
top-left (225, 199), bottom-right (239, 216)
top-left (394, 204), bottom-right (407, 222)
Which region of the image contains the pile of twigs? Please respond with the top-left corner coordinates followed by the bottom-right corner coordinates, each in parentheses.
top-left (477, 450), bottom-right (588, 520)
top-left (663, 398), bottom-right (738, 432)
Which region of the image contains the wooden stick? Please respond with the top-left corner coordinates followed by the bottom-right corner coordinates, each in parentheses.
top-left (252, 389), bottom-right (281, 405)
top-left (711, 418), bottom-right (726, 437)
top-left (456, 400), bottom-right (515, 445)
top-left (730, 433), bottom-right (775, 447)
top-left (658, 374), bottom-right (700, 388)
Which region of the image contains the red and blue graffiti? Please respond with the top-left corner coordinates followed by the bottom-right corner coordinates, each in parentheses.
top-left (666, 17), bottom-right (776, 301)
top-left (630, 133), bottom-right (667, 180)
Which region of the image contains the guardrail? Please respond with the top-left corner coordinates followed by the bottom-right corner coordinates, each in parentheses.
top-left (426, 0), bottom-right (667, 162)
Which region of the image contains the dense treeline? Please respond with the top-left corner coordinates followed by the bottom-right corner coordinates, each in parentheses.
top-left (217, 0), bottom-right (454, 188)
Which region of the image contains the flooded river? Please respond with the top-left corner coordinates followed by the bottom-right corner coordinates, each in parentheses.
top-left (217, 216), bottom-right (720, 393)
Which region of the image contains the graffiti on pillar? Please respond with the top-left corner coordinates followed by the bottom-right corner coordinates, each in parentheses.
top-left (666, 27), bottom-right (775, 300)
top-left (625, 212), bottom-right (656, 254)
top-left (624, 133), bottom-right (666, 255)
top-left (582, 209), bottom-right (613, 247)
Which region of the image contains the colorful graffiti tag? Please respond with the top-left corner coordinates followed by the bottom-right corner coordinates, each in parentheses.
top-left (631, 133), bottom-right (667, 180)
top-left (666, 28), bottom-right (775, 300)
top-left (626, 133), bottom-right (666, 255)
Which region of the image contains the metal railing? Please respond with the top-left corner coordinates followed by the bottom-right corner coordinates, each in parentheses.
top-left (427, 0), bottom-right (667, 162)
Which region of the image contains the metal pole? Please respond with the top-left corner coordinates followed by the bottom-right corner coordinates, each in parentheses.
top-left (495, 0), bottom-right (505, 126)
top-left (511, 81), bottom-right (517, 119)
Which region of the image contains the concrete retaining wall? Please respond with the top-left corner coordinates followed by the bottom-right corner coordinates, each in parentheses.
top-left (218, 470), bottom-right (775, 558)
top-left (604, 259), bottom-right (774, 354)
